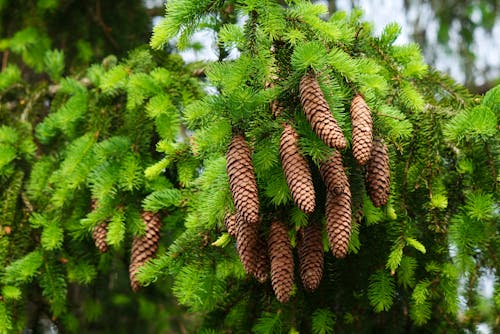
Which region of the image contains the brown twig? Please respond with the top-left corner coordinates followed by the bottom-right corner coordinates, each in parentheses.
top-left (2, 50), bottom-right (9, 70)
top-left (88, 0), bottom-right (119, 51)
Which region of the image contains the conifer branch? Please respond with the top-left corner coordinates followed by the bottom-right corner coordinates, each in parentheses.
top-left (483, 142), bottom-right (498, 189)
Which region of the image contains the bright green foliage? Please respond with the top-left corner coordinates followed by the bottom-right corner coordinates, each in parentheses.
top-left (368, 270), bottom-right (396, 312)
top-left (1, 1), bottom-right (499, 333)
top-left (0, 44), bottom-right (203, 332)
top-left (147, 1), bottom-right (498, 333)
top-left (311, 309), bottom-right (335, 334)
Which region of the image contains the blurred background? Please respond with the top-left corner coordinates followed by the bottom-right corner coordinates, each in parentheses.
top-left (1, 0), bottom-right (499, 92)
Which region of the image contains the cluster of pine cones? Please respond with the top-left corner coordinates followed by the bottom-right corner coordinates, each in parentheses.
top-left (90, 201), bottom-right (161, 292)
top-left (225, 73), bottom-right (390, 302)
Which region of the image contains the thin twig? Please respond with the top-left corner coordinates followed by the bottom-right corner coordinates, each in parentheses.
top-left (1, 50), bottom-right (9, 70)
top-left (484, 142), bottom-right (498, 189)
top-left (376, 112), bottom-right (404, 121)
top-left (88, 0), bottom-right (119, 51)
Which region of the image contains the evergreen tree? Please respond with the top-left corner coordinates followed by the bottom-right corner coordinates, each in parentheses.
top-left (0, 44), bottom-right (204, 332)
top-left (147, 1), bottom-right (499, 333)
top-left (0, 0), bottom-right (498, 333)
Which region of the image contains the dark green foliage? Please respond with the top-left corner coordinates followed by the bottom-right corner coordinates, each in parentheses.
top-left (0, 0), bottom-right (151, 71)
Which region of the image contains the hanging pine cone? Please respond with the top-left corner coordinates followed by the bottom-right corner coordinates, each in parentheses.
top-left (350, 94), bottom-right (373, 165)
top-left (319, 150), bottom-right (349, 195)
top-left (92, 222), bottom-right (109, 253)
top-left (129, 211), bottom-right (161, 292)
top-left (366, 139), bottom-right (390, 207)
top-left (268, 221), bottom-right (294, 303)
top-left (226, 134), bottom-right (260, 224)
top-left (254, 234), bottom-right (270, 283)
top-left (299, 74), bottom-right (346, 150)
top-left (90, 200), bottom-right (109, 253)
top-left (298, 223), bottom-right (324, 291)
top-left (224, 213), bottom-right (238, 237)
top-left (235, 213), bottom-right (259, 277)
top-left (325, 186), bottom-right (352, 259)
top-left (280, 123), bottom-right (316, 214)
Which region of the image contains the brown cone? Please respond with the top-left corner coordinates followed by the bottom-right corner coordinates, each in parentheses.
top-left (129, 211), bottom-right (161, 292)
top-left (319, 150), bottom-right (349, 196)
top-left (280, 124), bottom-right (316, 214)
top-left (224, 213), bottom-right (238, 237)
top-left (226, 134), bottom-right (260, 224)
top-left (270, 99), bottom-right (285, 117)
top-left (299, 74), bottom-right (346, 149)
top-left (254, 234), bottom-right (270, 283)
top-left (268, 221), bottom-right (294, 303)
top-left (298, 223), bottom-right (324, 291)
top-left (325, 186), bottom-right (352, 259)
top-left (92, 222), bottom-right (109, 253)
top-left (90, 200), bottom-right (109, 253)
top-left (235, 213), bottom-right (259, 277)
top-left (366, 139), bottom-right (390, 207)
top-left (350, 94), bottom-right (373, 165)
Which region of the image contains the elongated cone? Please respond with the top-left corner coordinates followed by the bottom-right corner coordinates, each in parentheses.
top-left (298, 223), bottom-right (324, 291)
top-left (280, 124), bottom-right (316, 214)
top-left (235, 213), bottom-right (259, 277)
top-left (226, 134), bottom-right (260, 224)
top-left (90, 200), bottom-right (108, 253)
top-left (366, 139), bottom-right (390, 207)
top-left (254, 234), bottom-right (270, 283)
top-left (234, 212), bottom-right (268, 282)
top-left (299, 74), bottom-right (346, 149)
top-left (268, 221), bottom-right (294, 303)
top-left (129, 211), bottom-right (161, 292)
top-left (325, 185), bottom-right (352, 259)
top-left (350, 94), bottom-right (373, 165)
top-left (320, 150), bottom-right (349, 195)
top-left (224, 213), bottom-right (238, 237)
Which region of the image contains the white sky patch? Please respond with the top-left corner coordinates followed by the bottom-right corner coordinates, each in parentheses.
top-left (151, 0), bottom-right (499, 85)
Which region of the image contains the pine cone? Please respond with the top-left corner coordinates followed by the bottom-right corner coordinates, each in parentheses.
top-left (298, 223), bottom-right (324, 291)
top-left (268, 221), bottom-right (294, 303)
top-left (325, 187), bottom-right (352, 259)
top-left (366, 139), bottom-right (390, 207)
top-left (319, 150), bottom-right (349, 195)
top-left (129, 211), bottom-right (161, 292)
top-left (270, 99), bottom-right (285, 117)
top-left (299, 74), bottom-right (346, 149)
top-left (235, 213), bottom-right (259, 277)
top-left (92, 222), bottom-right (109, 253)
top-left (226, 134), bottom-right (260, 224)
top-left (254, 234), bottom-right (270, 283)
top-left (224, 213), bottom-right (238, 237)
top-left (90, 199), bottom-right (109, 253)
top-left (350, 94), bottom-right (373, 165)
top-left (280, 123), bottom-right (316, 214)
